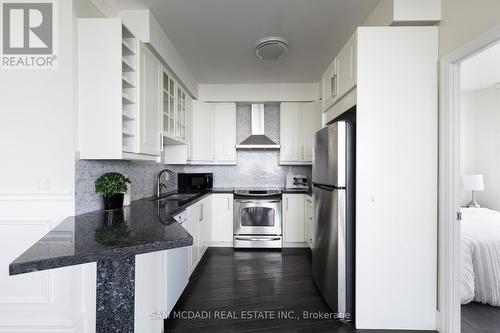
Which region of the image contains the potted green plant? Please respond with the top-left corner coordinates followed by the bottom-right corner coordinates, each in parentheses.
top-left (95, 172), bottom-right (131, 210)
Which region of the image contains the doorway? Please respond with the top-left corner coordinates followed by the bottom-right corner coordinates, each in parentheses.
top-left (439, 25), bottom-right (500, 333)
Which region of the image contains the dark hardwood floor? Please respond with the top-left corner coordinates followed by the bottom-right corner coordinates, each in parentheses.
top-left (462, 302), bottom-right (500, 333)
top-left (165, 248), bottom-right (436, 333)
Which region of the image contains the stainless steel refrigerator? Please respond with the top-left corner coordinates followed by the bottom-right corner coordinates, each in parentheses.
top-left (312, 121), bottom-right (355, 321)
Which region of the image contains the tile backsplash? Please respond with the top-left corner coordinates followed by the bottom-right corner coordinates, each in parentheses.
top-left (75, 104), bottom-right (311, 214)
top-left (75, 160), bottom-right (182, 214)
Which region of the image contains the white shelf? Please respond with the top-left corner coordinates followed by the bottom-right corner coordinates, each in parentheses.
top-left (122, 128), bottom-right (136, 137)
top-left (122, 76), bottom-right (136, 88)
top-left (122, 110), bottom-right (136, 120)
top-left (122, 40), bottom-right (136, 55)
top-left (122, 58), bottom-right (135, 72)
top-left (122, 94), bottom-right (135, 104)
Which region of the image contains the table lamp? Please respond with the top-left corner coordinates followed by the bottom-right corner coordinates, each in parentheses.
top-left (462, 174), bottom-right (484, 208)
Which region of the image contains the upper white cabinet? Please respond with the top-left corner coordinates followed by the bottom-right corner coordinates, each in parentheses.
top-left (280, 102), bottom-right (322, 165)
top-left (78, 18), bottom-right (166, 161)
top-left (139, 44), bottom-right (162, 156)
top-left (189, 102), bottom-right (237, 165)
top-left (162, 69), bottom-right (189, 143)
top-left (283, 194), bottom-right (306, 245)
top-left (322, 33), bottom-right (357, 113)
top-left (211, 194), bottom-right (234, 246)
top-left (190, 101), bottom-right (215, 163)
top-left (322, 60), bottom-right (337, 112)
top-left (336, 35), bottom-right (357, 101)
top-left (214, 104), bottom-right (237, 163)
top-left (79, 19), bottom-right (159, 161)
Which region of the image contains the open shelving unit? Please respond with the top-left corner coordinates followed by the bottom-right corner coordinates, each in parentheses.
top-left (121, 25), bottom-right (139, 153)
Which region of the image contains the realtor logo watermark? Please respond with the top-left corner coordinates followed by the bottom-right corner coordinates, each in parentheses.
top-left (1, 0), bottom-right (57, 68)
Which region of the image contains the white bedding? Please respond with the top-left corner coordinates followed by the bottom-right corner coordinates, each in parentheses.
top-left (461, 208), bottom-right (500, 306)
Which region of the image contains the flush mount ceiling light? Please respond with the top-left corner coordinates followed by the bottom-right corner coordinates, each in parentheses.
top-left (255, 36), bottom-right (288, 60)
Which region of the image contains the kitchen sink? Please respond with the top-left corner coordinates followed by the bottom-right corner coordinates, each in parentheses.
top-left (153, 192), bottom-right (200, 202)
top-left (164, 193), bottom-right (199, 201)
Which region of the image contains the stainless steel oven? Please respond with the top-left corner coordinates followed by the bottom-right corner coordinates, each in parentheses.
top-left (233, 189), bottom-right (282, 248)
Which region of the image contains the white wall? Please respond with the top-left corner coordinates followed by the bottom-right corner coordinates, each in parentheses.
top-left (0, 0), bottom-right (85, 331)
top-left (362, 0), bottom-right (441, 26)
top-left (440, 0), bottom-right (500, 57)
top-left (119, 9), bottom-right (199, 98)
top-left (356, 27), bottom-right (438, 330)
top-left (460, 87), bottom-right (500, 209)
top-left (198, 83), bottom-right (319, 102)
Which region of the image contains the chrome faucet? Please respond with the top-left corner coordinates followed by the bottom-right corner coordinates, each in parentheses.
top-left (157, 168), bottom-right (174, 198)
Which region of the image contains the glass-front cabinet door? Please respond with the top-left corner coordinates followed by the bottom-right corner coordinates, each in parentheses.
top-left (162, 70), bottom-right (175, 137)
top-left (162, 69), bottom-right (187, 143)
top-left (176, 87), bottom-right (186, 141)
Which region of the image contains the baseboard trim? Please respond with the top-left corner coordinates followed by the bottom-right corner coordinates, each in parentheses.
top-left (0, 318), bottom-right (83, 333)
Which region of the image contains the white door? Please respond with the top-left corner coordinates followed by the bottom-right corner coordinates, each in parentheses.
top-left (191, 101), bottom-right (214, 162)
top-left (140, 45), bottom-right (162, 156)
top-left (300, 102), bottom-right (322, 163)
top-left (336, 33), bottom-right (357, 101)
top-left (280, 103), bottom-right (301, 162)
top-left (283, 194), bottom-right (305, 243)
top-left (214, 103), bottom-right (237, 163)
top-left (211, 194), bottom-right (234, 244)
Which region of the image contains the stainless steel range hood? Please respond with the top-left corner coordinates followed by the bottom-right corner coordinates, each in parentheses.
top-left (236, 104), bottom-right (281, 149)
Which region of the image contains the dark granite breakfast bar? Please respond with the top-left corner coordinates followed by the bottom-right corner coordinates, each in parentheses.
top-left (8, 191), bottom-right (213, 333)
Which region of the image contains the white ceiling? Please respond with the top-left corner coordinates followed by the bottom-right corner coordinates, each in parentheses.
top-left (108, 0), bottom-right (379, 84)
top-left (462, 42), bottom-right (500, 91)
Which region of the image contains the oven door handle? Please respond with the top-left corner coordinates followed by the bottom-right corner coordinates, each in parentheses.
top-left (235, 237), bottom-right (282, 241)
top-left (235, 200), bottom-right (281, 204)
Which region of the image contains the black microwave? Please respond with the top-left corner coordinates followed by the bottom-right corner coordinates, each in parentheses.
top-left (178, 173), bottom-right (213, 191)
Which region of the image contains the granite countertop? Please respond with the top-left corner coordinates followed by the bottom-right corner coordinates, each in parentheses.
top-left (10, 187), bottom-right (313, 275)
top-left (9, 191), bottom-right (217, 276)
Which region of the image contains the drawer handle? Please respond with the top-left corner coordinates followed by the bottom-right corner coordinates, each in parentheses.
top-left (235, 237), bottom-right (281, 242)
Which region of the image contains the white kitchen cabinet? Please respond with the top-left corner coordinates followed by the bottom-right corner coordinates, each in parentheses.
top-left (199, 196), bottom-right (212, 257)
top-left (300, 102), bottom-right (322, 163)
top-left (283, 194), bottom-right (306, 245)
top-left (336, 34), bottom-right (357, 101)
top-left (279, 103), bottom-right (301, 162)
top-left (186, 196), bottom-right (212, 276)
top-left (135, 252), bottom-right (163, 333)
top-left (189, 102), bottom-right (237, 165)
top-left (214, 104), bottom-right (237, 163)
top-left (322, 60), bottom-right (337, 112)
top-left (280, 102), bottom-right (322, 165)
top-left (211, 194), bottom-right (234, 246)
top-left (139, 44), bottom-right (162, 156)
top-left (321, 32), bottom-right (357, 113)
top-left (162, 68), bottom-right (189, 143)
top-left (79, 19), bottom-right (160, 161)
top-left (304, 195), bottom-right (314, 250)
top-left (190, 101), bottom-right (215, 163)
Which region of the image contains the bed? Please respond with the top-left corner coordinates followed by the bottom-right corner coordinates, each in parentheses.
top-left (461, 208), bottom-right (500, 306)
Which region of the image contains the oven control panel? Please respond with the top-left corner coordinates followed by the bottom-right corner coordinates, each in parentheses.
top-left (234, 189), bottom-right (282, 196)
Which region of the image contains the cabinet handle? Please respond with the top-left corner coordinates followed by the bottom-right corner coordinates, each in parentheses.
top-left (227, 197), bottom-right (230, 211)
top-left (286, 197), bottom-right (289, 211)
top-left (199, 203), bottom-right (203, 222)
top-left (160, 131), bottom-right (164, 152)
top-left (331, 73), bottom-right (338, 98)
top-left (301, 146), bottom-right (304, 160)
